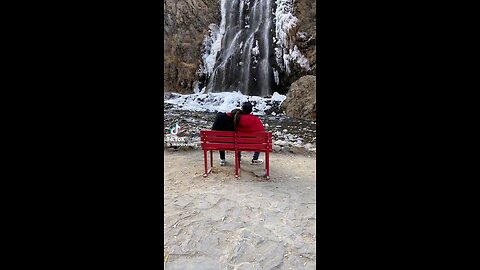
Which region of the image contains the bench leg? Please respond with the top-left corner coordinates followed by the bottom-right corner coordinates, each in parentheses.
top-left (203, 150), bottom-right (208, 177)
top-left (266, 151), bottom-right (270, 180)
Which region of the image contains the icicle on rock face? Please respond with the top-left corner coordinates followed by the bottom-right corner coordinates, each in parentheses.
top-left (205, 0), bottom-right (274, 97)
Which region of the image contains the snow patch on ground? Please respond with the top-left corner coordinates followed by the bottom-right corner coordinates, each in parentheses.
top-left (164, 91), bottom-right (287, 115)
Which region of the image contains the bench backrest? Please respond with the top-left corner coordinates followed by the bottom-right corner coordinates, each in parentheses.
top-left (200, 130), bottom-right (236, 151)
top-left (235, 132), bottom-right (272, 152)
top-left (200, 130), bottom-right (272, 152)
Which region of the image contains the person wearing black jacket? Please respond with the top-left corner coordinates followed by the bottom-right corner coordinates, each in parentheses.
top-left (211, 109), bottom-right (241, 166)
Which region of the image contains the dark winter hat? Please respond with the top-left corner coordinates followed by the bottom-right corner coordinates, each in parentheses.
top-left (241, 102), bottom-right (253, 114)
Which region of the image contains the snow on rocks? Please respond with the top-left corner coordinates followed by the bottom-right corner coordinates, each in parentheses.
top-left (273, 0), bottom-right (311, 73)
top-left (164, 91), bottom-right (286, 115)
top-left (198, 24), bottom-right (223, 77)
top-left (274, 140), bottom-right (288, 147)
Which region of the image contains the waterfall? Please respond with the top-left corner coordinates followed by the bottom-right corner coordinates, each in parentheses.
top-left (205, 0), bottom-right (274, 97)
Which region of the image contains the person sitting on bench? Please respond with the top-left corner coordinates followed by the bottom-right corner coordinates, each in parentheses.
top-left (234, 102), bottom-right (265, 165)
top-left (211, 108), bottom-right (242, 166)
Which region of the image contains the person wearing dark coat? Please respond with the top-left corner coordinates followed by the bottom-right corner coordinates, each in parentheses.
top-left (211, 109), bottom-right (241, 166)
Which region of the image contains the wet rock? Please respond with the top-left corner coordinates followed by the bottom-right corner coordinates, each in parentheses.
top-left (264, 101), bottom-right (283, 115)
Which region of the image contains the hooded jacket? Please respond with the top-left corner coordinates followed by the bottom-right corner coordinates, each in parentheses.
top-left (236, 114), bottom-right (264, 133)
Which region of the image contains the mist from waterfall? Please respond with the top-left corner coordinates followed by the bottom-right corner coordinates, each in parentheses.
top-left (205, 0), bottom-right (274, 97)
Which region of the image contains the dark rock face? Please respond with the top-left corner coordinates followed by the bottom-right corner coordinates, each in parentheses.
top-left (164, 0), bottom-right (220, 93)
top-left (294, 0), bottom-right (316, 73)
top-left (281, 75), bottom-right (316, 121)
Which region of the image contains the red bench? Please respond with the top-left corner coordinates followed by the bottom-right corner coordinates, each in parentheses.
top-left (200, 130), bottom-right (273, 179)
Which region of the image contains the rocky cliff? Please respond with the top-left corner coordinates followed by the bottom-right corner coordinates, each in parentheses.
top-left (285, 0), bottom-right (316, 89)
top-left (164, 0), bottom-right (220, 93)
top-left (164, 0), bottom-right (316, 94)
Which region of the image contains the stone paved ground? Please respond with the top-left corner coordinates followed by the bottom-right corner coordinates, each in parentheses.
top-left (164, 150), bottom-right (316, 269)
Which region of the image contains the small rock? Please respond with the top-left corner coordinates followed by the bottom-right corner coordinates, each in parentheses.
top-left (274, 140), bottom-right (288, 147)
top-left (304, 143), bottom-right (314, 150)
top-left (283, 129), bottom-right (288, 132)
top-left (254, 170), bottom-right (266, 177)
top-left (166, 147), bottom-right (177, 152)
top-left (289, 146), bottom-right (305, 154)
top-left (293, 140), bottom-right (303, 146)
top-left (273, 145), bottom-right (281, 152)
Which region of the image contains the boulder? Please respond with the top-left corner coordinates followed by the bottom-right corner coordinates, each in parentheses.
top-left (281, 75), bottom-right (316, 121)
